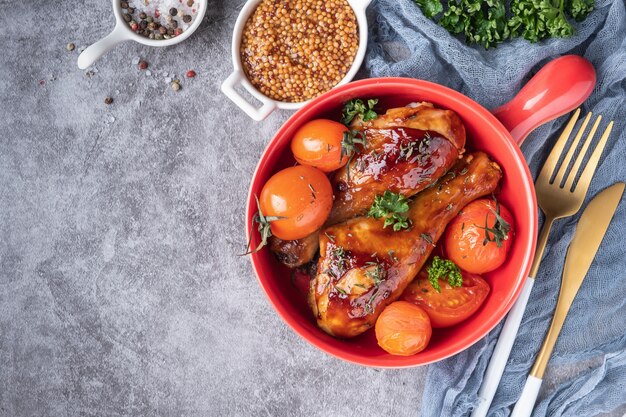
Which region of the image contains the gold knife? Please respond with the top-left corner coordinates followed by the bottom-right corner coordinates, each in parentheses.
top-left (510, 182), bottom-right (625, 417)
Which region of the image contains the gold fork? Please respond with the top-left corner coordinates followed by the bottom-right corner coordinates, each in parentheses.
top-left (472, 109), bottom-right (613, 417)
top-left (530, 109), bottom-right (613, 277)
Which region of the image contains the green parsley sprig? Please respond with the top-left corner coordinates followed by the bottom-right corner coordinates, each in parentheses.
top-left (368, 191), bottom-right (411, 232)
top-left (341, 98), bottom-right (379, 126)
top-left (427, 256), bottom-right (463, 292)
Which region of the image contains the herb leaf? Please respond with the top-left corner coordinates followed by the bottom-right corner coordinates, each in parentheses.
top-left (341, 98), bottom-right (379, 126)
top-left (415, 0), bottom-right (444, 18)
top-left (427, 256), bottom-right (463, 292)
top-left (368, 191), bottom-right (411, 232)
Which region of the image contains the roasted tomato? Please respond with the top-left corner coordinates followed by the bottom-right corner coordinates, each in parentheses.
top-left (402, 271), bottom-right (490, 328)
top-left (291, 119), bottom-right (350, 172)
top-left (259, 165), bottom-right (332, 241)
top-left (375, 301), bottom-right (432, 356)
top-left (444, 199), bottom-right (515, 274)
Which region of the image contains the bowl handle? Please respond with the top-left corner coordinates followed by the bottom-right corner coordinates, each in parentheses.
top-left (221, 71), bottom-right (278, 121)
top-left (78, 24), bottom-right (129, 69)
top-left (350, 0), bottom-right (373, 12)
top-left (492, 55), bottom-right (596, 145)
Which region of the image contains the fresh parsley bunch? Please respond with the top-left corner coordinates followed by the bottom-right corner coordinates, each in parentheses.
top-left (414, 0), bottom-right (594, 49)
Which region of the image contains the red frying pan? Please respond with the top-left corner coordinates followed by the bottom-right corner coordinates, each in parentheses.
top-left (246, 55), bottom-right (595, 367)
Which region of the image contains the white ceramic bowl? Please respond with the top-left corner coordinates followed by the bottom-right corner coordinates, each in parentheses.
top-left (77, 0), bottom-right (208, 69)
top-left (221, 0), bottom-right (372, 121)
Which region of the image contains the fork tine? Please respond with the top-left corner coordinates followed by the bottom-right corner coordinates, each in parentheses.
top-left (564, 115), bottom-right (602, 190)
top-left (553, 112), bottom-right (592, 186)
top-left (536, 109), bottom-right (581, 185)
top-left (571, 121), bottom-right (613, 194)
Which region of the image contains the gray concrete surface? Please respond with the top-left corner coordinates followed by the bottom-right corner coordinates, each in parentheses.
top-left (0, 1), bottom-right (624, 416)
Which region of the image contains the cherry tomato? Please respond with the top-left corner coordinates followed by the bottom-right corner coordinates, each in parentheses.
top-left (444, 199), bottom-right (515, 274)
top-left (259, 165), bottom-right (333, 241)
top-left (291, 119), bottom-right (350, 172)
top-left (375, 301), bottom-right (432, 356)
top-left (402, 271), bottom-right (490, 328)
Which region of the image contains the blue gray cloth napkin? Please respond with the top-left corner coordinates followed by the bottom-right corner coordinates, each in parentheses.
top-left (363, 0), bottom-right (626, 415)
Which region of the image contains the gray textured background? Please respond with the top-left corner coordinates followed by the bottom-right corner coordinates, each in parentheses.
top-left (1, 1), bottom-right (624, 416)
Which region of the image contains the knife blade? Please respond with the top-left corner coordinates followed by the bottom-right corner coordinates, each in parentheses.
top-left (562, 182), bottom-right (624, 290)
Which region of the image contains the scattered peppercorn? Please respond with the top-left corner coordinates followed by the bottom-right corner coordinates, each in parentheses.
top-left (66, 43), bottom-right (75, 51)
top-left (104, 97), bottom-right (114, 105)
top-left (171, 80), bottom-right (181, 91)
top-left (138, 60), bottom-right (148, 70)
top-left (186, 70), bottom-right (196, 78)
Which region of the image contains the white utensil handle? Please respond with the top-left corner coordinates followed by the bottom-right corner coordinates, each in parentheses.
top-left (471, 276), bottom-right (535, 417)
top-left (221, 71), bottom-right (277, 121)
top-left (77, 25), bottom-right (128, 69)
top-left (510, 375), bottom-right (543, 417)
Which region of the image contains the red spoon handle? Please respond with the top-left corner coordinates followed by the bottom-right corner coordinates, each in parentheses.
top-left (492, 55), bottom-right (596, 145)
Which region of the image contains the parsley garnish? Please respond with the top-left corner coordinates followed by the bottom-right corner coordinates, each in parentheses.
top-left (244, 196), bottom-right (285, 255)
top-left (427, 256), bottom-right (463, 292)
top-left (341, 98), bottom-right (379, 126)
top-left (478, 200), bottom-right (511, 248)
top-left (368, 191), bottom-right (411, 231)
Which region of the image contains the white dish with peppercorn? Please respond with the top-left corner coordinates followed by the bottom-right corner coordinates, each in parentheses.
top-left (221, 0), bottom-right (371, 121)
top-left (78, 0), bottom-right (207, 70)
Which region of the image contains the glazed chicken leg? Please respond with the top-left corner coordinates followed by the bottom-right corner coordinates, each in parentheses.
top-left (309, 152), bottom-right (502, 338)
top-left (270, 103), bottom-right (466, 268)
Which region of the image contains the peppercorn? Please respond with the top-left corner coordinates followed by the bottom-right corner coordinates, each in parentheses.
top-left (186, 70), bottom-right (196, 78)
top-left (139, 12), bottom-right (147, 19)
top-left (186, 0), bottom-right (194, 6)
top-left (174, 28), bottom-right (183, 36)
top-left (171, 80), bottom-right (181, 91)
top-left (140, 20), bottom-right (148, 29)
top-left (121, 1), bottom-right (128, 8)
top-left (155, 34), bottom-right (163, 40)
top-left (167, 28), bottom-right (174, 36)
top-left (169, 7), bottom-right (178, 16)
top-left (104, 97), bottom-right (114, 105)
top-left (138, 60), bottom-right (148, 70)
top-left (159, 26), bottom-right (167, 34)
top-left (130, 22), bottom-right (138, 31)
top-left (66, 42), bottom-right (75, 51)
top-left (171, 20), bottom-right (178, 29)
top-left (182, 14), bottom-right (192, 23)
top-left (146, 16), bottom-right (153, 23)
top-left (123, 13), bottom-right (132, 22)
top-left (127, 7), bottom-right (134, 13)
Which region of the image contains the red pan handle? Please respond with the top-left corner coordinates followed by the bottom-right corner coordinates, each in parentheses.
top-left (492, 55), bottom-right (596, 145)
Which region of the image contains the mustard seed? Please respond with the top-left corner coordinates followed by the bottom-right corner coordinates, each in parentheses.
top-left (240, 0), bottom-right (358, 103)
